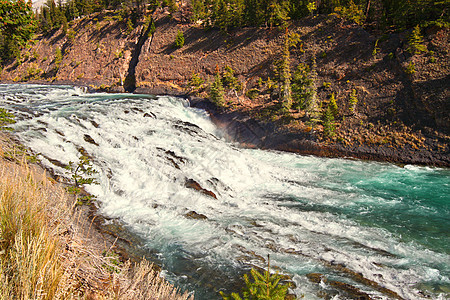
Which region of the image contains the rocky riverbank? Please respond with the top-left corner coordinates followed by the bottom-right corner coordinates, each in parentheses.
top-left (1, 9), bottom-right (448, 167)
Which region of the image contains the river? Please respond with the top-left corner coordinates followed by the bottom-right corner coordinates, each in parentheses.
top-left (1, 84), bottom-right (449, 299)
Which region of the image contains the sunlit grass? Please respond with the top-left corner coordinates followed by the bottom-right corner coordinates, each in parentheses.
top-left (0, 134), bottom-right (193, 299)
top-left (0, 162), bottom-right (66, 299)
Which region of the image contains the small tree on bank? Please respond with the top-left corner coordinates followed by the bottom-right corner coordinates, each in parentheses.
top-left (220, 256), bottom-right (292, 300)
top-left (323, 104), bottom-right (336, 138)
top-left (209, 72), bottom-right (225, 106)
top-left (175, 30), bottom-right (185, 48)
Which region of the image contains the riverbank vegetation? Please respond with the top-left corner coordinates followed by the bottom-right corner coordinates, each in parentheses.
top-left (0, 133), bottom-right (193, 299)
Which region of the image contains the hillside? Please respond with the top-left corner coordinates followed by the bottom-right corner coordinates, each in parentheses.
top-left (0, 8), bottom-right (449, 166)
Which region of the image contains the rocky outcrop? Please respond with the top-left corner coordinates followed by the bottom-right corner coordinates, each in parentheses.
top-left (0, 11), bottom-right (448, 167)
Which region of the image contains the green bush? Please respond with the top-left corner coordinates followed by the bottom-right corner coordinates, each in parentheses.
top-left (220, 259), bottom-right (292, 300)
top-left (407, 25), bottom-right (426, 54)
top-left (175, 30), bottom-right (185, 48)
top-left (246, 88), bottom-right (260, 100)
top-left (222, 66), bottom-right (242, 91)
top-left (54, 48), bottom-right (63, 68)
top-left (0, 108), bottom-right (15, 131)
top-left (65, 155), bottom-right (98, 205)
top-left (349, 89), bottom-right (358, 113)
top-left (209, 72), bottom-right (225, 106)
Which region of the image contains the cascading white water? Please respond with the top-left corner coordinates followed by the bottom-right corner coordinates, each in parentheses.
top-left (1, 84), bottom-right (449, 299)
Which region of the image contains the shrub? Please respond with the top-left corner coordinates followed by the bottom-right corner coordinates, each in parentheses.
top-left (323, 104), bottom-right (336, 137)
top-left (209, 72), bottom-right (224, 106)
top-left (405, 61), bottom-right (415, 75)
top-left (67, 29), bottom-right (76, 43)
top-left (25, 63), bottom-right (42, 80)
top-left (407, 25), bottom-right (426, 54)
top-left (329, 92), bottom-right (338, 116)
top-left (372, 39), bottom-right (379, 56)
top-left (349, 89), bottom-right (358, 113)
top-left (126, 19), bottom-right (134, 35)
top-left (0, 108), bottom-right (15, 131)
top-left (222, 65), bottom-right (242, 91)
top-left (54, 48), bottom-right (63, 69)
top-left (115, 50), bottom-right (123, 59)
top-left (175, 30), bottom-right (185, 48)
top-left (65, 155), bottom-right (98, 205)
top-left (220, 258), bottom-right (291, 300)
top-left (246, 88), bottom-right (260, 100)
top-left (334, 0), bottom-right (365, 25)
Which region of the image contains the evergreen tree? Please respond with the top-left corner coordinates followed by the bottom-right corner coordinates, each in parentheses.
top-left (279, 27), bottom-right (292, 110)
top-left (0, 0), bottom-right (36, 62)
top-left (220, 256), bottom-right (291, 300)
top-left (222, 65), bottom-right (242, 91)
top-left (210, 71), bottom-right (225, 106)
top-left (292, 62), bottom-right (312, 110)
top-left (329, 92), bottom-right (338, 117)
top-left (175, 30), bottom-right (185, 48)
top-left (407, 25), bottom-right (426, 54)
top-left (305, 56), bottom-right (318, 119)
top-left (349, 88), bottom-right (358, 113)
top-left (322, 103), bottom-right (336, 138)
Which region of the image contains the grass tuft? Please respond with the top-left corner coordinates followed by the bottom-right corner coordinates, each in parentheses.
top-left (0, 133), bottom-right (193, 299)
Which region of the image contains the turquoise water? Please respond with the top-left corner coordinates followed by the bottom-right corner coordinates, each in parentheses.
top-left (295, 158), bottom-right (450, 254)
top-left (1, 84), bottom-right (449, 299)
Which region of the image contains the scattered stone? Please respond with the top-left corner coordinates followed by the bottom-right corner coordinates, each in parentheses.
top-left (329, 280), bottom-right (373, 300)
top-left (55, 129), bottom-right (65, 136)
top-left (143, 112), bottom-right (156, 118)
top-left (84, 134), bottom-right (99, 146)
top-left (184, 178), bottom-right (217, 199)
top-left (306, 273), bottom-right (326, 284)
top-left (184, 210), bottom-right (208, 220)
top-left (90, 120), bottom-right (100, 128)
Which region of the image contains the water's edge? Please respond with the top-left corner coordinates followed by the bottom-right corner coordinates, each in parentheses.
top-left (5, 81), bottom-right (448, 167)
top-left (2, 84), bottom-right (449, 300)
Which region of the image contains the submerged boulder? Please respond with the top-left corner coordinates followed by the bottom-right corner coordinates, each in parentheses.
top-left (184, 210), bottom-right (208, 220)
top-left (184, 178), bottom-right (217, 199)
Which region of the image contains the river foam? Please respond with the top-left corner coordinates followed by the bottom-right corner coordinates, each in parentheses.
top-left (1, 84), bottom-right (449, 299)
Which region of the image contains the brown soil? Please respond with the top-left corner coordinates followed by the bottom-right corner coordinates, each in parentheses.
top-left (0, 11), bottom-right (448, 166)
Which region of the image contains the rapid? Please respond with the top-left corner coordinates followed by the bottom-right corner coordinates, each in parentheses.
top-left (1, 84), bottom-right (449, 299)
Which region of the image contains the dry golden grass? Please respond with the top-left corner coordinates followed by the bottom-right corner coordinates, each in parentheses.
top-left (0, 161), bottom-right (68, 299)
top-left (0, 135), bottom-right (193, 300)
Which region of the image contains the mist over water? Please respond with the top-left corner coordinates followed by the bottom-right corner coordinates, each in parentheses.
top-left (1, 84), bottom-right (449, 299)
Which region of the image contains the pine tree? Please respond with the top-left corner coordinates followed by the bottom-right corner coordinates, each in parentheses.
top-left (222, 65), bottom-right (241, 91)
top-left (329, 92), bottom-right (338, 117)
top-left (323, 103), bottom-right (335, 138)
top-left (407, 25), bottom-right (426, 54)
top-left (292, 63), bottom-right (312, 110)
top-left (349, 88), bottom-right (358, 113)
top-left (175, 30), bottom-right (185, 48)
top-left (210, 72), bottom-right (225, 106)
top-left (220, 256), bottom-right (290, 300)
top-left (305, 56), bottom-right (318, 119)
top-left (0, 0), bottom-right (36, 61)
top-left (279, 27), bottom-right (292, 110)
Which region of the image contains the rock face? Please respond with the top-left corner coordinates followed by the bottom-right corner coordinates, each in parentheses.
top-left (0, 11), bottom-right (448, 166)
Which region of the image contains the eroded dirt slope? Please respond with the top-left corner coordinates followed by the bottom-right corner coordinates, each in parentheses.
top-left (0, 11), bottom-right (448, 165)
